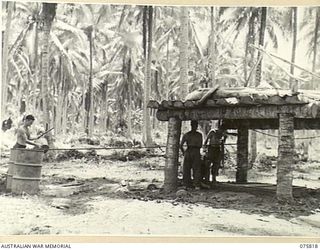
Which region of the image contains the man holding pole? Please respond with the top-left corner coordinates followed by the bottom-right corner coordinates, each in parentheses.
top-left (13, 115), bottom-right (40, 149)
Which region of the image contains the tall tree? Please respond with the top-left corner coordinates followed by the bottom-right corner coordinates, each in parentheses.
top-left (210, 6), bottom-right (217, 88)
top-left (255, 7), bottom-right (267, 86)
top-left (1, 1), bottom-right (14, 120)
top-left (40, 3), bottom-right (57, 128)
top-left (100, 80), bottom-right (108, 133)
top-left (180, 7), bottom-right (189, 98)
top-left (244, 7), bottom-right (258, 86)
top-left (143, 6), bottom-right (153, 145)
top-left (312, 8), bottom-right (320, 89)
top-left (250, 7), bottom-right (267, 166)
top-left (127, 49), bottom-right (133, 139)
top-left (290, 7), bottom-right (298, 90)
top-left (84, 25), bottom-right (94, 137)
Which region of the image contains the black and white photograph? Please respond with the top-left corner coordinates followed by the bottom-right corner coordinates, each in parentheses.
top-left (0, 0), bottom-right (320, 239)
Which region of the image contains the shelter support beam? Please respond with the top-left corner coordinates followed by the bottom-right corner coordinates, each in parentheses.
top-left (156, 104), bottom-right (320, 121)
top-left (236, 128), bottom-right (248, 183)
top-left (164, 117), bottom-right (182, 192)
top-left (277, 113), bottom-right (294, 200)
top-left (222, 118), bottom-right (320, 130)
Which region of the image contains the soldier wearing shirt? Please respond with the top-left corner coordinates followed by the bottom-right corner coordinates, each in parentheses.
top-left (180, 120), bottom-right (203, 189)
top-left (204, 126), bottom-right (225, 183)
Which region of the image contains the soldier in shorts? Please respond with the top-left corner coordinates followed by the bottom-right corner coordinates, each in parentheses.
top-left (204, 126), bottom-right (225, 183)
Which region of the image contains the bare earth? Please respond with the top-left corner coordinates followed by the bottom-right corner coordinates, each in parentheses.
top-left (0, 151), bottom-right (319, 237)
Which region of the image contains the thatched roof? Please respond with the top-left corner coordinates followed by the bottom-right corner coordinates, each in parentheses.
top-left (148, 87), bottom-right (320, 110)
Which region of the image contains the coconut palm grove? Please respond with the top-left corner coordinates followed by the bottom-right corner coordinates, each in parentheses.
top-left (0, 1), bottom-right (320, 237)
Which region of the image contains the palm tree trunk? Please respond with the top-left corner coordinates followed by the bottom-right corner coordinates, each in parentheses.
top-left (32, 20), bottom-right (39, 114)
top-left (247, 9), bottom-right (264, 166)
top-left (210, 6), bottom-right (216, 88)
top-left (277, 113), bottom-right (294, 201)
top-left (82, 79), bottom-right (87, 133)
top-left (164, 117), bottom-right (182, 192)
top-left (62, 95), bottom-right (67, 135)
top-left (255, 7), bottom-right (267, 87)
top-left (236, 128), bottom-right (249, 183)
top-left (100, 81), bottom-right (108, 133)
top-left (41, 3), bottom-right (57, 129)
top-left (180, 7), bottom-right (189, 98)
top-left (166, 34), bottom-right (170, 99)
top-left (312, 8), bottom-right (319, 90)
top-left (290, 7), bottom-right (298, 91)
top-left (244, 8), bottom-right (256, 86)
top-left (1, 1), bottom-right (14, 120)
top-left (40, 2), bottom-right (56, 152)
top-left (84, 26), bottom-right (94, 137)
top-left (143, 6), bottom-right (153, 146)
top-left (55, 56), bottom-right (63, 135)
top-left (127, 50), bottom-right (133, 139)
top-left (251, 7), bottom-right (267, 166)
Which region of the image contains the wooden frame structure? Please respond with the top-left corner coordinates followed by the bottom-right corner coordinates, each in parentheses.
top-left (148, 87), bottom-right (320, 200)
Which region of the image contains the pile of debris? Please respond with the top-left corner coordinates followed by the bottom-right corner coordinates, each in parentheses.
top-left (55, 149), bottom-right (99, 162)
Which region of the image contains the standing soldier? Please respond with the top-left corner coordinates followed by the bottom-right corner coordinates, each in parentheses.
top-left (180, 120), bottom-right (203, 190)
top-left (204, 125), bottom-right (226, 183)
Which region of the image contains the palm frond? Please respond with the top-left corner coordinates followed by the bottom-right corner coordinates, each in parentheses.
top-left (16, 52), bottom-right (32, 76)
top-left (189, 20), bottom-right (205, 62)
top-left (10, 56), bottom-right (24, 83)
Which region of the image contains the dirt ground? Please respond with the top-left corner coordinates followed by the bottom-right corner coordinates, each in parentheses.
top-left (0, 147), bottom-right (320, 236)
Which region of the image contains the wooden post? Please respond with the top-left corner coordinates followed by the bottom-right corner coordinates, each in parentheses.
top-left (277, 113), bottom-right (294, 201)
top-left (236, 128), bottom-right (249, 183)
top-left (164, 117), bottom-right (182, 192)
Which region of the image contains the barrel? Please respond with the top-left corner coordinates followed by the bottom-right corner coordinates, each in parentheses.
top-left (5, 149), bottom-right (18, 192)
top-left (11, 149), bottom-right (44, 195)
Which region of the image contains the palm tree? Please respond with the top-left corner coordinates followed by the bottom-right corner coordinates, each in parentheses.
top-left (300, 7), bottom-right (320, 89)
top-left (53, 4), bottom-right (123, 135)
top-left (84, 25), bottom-right (94, 136)
top-left (255, 7), bottom-right (267, 86)
top-left (290, 7), bottom-right (298, 90)
top-left (248, 7), bottom-right (267, 167)
top-left (244, 7), bottom-right (259, 86)
top-left (2, 1), bottom-right (14, 120)
top-left (38, 2), bottom-right (57, 151)
top-left (221, 7), bottom-right (286, 86)
top-left (40, 3), bottom-right (57, 130)
top-left (180, 7), bottom-right (189, 98)
top-left (311, 8), bottom-right (320, 89)
top-left (210, 6), bottom-right (217, 88)
top-left (143, 6), bottom-right (153, 145)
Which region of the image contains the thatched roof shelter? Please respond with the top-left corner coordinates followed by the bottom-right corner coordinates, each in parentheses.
top-left (149, 87), bottom-right (320, 128)
top-left (148, 87), bottom-right (320, 200)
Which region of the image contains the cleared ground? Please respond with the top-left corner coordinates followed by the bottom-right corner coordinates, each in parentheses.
top-left (0, 150), bottom-right (319, 236)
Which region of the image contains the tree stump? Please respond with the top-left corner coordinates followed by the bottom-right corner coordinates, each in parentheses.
top-left (236, 128), bottom-right (248, 183)
top-left (277, 113), bottom-right (294, 201)
top-left (164, 117), bottom-right (182, 193)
